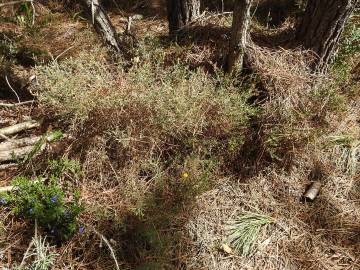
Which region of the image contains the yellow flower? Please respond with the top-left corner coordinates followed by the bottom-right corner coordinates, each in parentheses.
top-left (181, 172), bottom-right (189, 179)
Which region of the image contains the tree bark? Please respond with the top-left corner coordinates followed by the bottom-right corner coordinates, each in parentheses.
top-left (297, 0), bottom-right (358, 72)
top-left (166, 0), bottom-right (201, 35)
top-left (82, 0), bottom-right (123, 53)
top-left (224, 0), bottom-right (252, 74)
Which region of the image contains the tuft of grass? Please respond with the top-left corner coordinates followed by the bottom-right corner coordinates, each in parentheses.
top-left (225, 212), bottom-right (274, 256)
top-left (328, 134), bottom-right (360, 175)
top-left (28, 236), bottom-right (57, 270)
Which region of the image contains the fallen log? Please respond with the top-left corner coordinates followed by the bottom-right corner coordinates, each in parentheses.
top-left (0, 136), bottom-right (41, 151)
top-left (0, 145), bottom-right (35, 162)
top-left (0, 133), bottom-right (63, 162)
top-left (0, 120), bottom-right (40, 137)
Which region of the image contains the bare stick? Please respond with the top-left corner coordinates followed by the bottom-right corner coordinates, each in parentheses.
top-left (93, 229), bottom-right (120, 270)
top-left (5, 75), bottom-right (20, 103)
top-left (0, 145), bottom-right (36, 162)
top-left (30, 0), bottom-right (35, 25)
top-left (0, 163), bottom-right (17, 170)
top-left (0, 135), bottom-right (42, 151)
top-left (0, 101), bottom-right (35, 107)
top-left (0, 133), bottom-right (63, 162)
top-left (0, 120), bottom-right (40, 137)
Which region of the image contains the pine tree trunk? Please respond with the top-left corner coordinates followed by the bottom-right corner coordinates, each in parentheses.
top-left (82, 0), bottom-right (123, 53)
top-left (167, 0), bottom-right (201, 35)
top-left (224, 0), bottom-right (252, 74)
top-left (297, 0), bottom-right (358, 72)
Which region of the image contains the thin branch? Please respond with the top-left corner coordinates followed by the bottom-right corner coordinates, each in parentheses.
top-left (54, 45), bottom-right (74, 62)
top-left (93, 229), bottom-right (120, 270)
top-left (30, 0), bottom-right (35, 25)
top-left (0, 120), bottom-right (40, 137)
top-left (5, 75), bottom-right (20, 103)
top-left (0, 100), bottom-right (35, 107)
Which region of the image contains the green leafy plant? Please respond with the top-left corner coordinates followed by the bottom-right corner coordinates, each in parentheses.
top-left (225, 212), bottom-right (274, 256)
top-left (1, 177), bottom-right (83, 241)
top-left (0, 159), bottom-right (84, 241)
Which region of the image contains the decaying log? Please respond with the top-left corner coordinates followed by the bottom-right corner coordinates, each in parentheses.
top-left (0, 145), bottom-right (35, 162)
top-left (0, 120), bottom-right (39, 137)
top-left (0, 133), bottom-right (62, 162)
top-left (0, 136), bottom-right (41, 151)
top-left (82, 0), bottom-right (123, 53)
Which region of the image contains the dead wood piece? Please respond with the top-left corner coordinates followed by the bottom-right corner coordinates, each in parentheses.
top-left (0, 163), bottom-right (17, 170)
top-left (0, 136), bottom-right (41, 151)
top-left (0, 101), bottom-right (35, 107)
top-left (0, 133), bottom-right (63, 162)
top-left (304, 181), bottom-right (322, 201)
top-left (83, 0), bottom-right (122, 53)
top-left (0, 120), bottom-right (40, 137)
top-left (0, 145), bottom-right (35, 162)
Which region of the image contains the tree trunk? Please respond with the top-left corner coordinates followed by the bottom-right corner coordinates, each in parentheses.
top-left (297, 0), bottom-right (358, 72)
top-left (166, 0), bottom-right (201, 35)
top-left (224, 0), bottom-right (252, 74)
top-left (82, 0), bottom-right (123, 53)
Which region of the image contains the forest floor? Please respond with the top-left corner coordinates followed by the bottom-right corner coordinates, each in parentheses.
top-left (0, 1), bottom-right (360, 270)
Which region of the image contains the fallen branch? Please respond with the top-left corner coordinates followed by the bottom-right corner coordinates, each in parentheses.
top-left (0, 132), bottom-right (62, 162)
top-left (0, 145), bottom-right (36, 162)
top-left (0, 100), bottom-right (35, 107)
top-left (0, 135), bottom-right (42, 151)
top-left (5, 75), bottom-right (21, 103)
top-left (0, 120), bottom-right (40, 137)
top-left (93, 229), bottom-right (120, 270)
top-left (0, 163), bottom-right (17, 170)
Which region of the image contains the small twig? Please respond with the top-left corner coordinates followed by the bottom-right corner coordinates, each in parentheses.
top-left (30, 0), bottom-right (35, 25)
top-left (54, 45), bottom-right (74, 62)
top-left (19, 239), bottom-right (34, 268)
top-left (5, 76), bottom-right (20, 103)
top-left (0, 100), bottom-right (35, 107)
top-left (93, 229), bottom-right (120, 270)
top-left (0, 133), bottom-right (13, 141)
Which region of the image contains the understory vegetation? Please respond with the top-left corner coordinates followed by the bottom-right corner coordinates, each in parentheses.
top-left (0, 1), bottom-right (359, 270)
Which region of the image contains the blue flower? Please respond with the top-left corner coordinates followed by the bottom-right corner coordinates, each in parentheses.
top-left (0, 198), bottom-right (6, 205)
top-left (79, 226), bottom-right (85, 234)
top-left (50, 195), bottom-right (59, 203)
top-left (29, 208), bottom-right (34, 214)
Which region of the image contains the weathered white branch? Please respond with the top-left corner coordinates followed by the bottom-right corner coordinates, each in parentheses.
top-left (0, 133), bottom-right (62, 162)
top-left (0, 145), bottom-right (37, 162)
top-left (0, 120), bottom-right (40, 137)
top-left (93, 229), bottom-right (120, 270)
top-left (0, 136), bottom-right (42, 151)
top-left (0, 101), bottom-right (35, 107)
